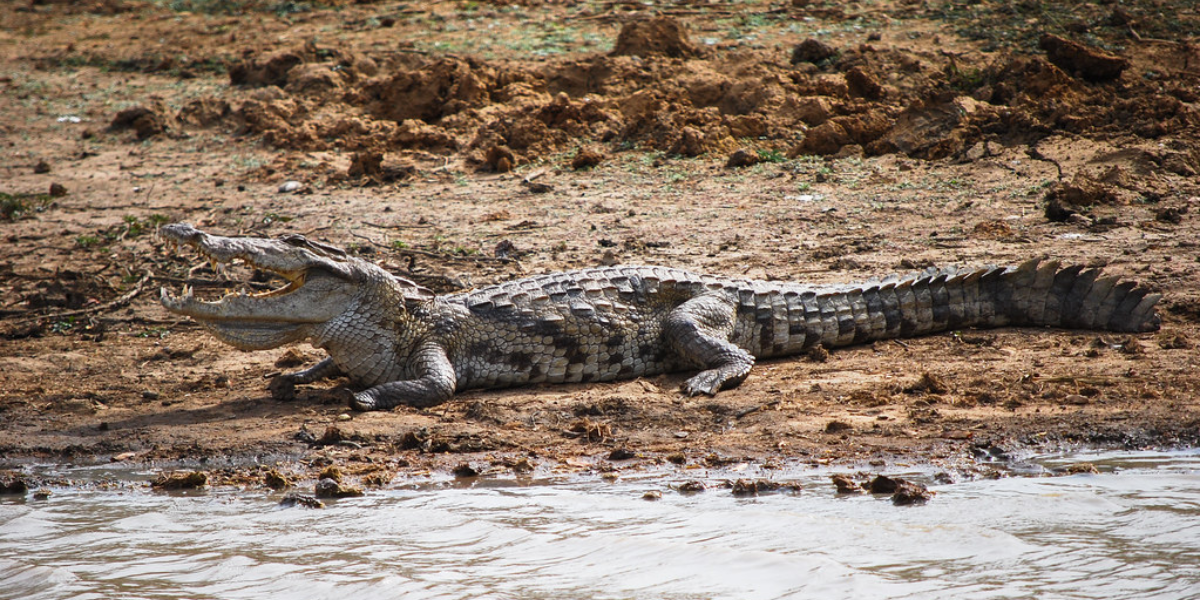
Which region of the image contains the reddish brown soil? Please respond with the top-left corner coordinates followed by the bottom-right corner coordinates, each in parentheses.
top-left (2, 0), bottom-right (1199, 488)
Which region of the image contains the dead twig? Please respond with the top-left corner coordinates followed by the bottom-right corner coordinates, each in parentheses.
top-left (1037, 375), bottom-right (1141, 385)
top-left (365, 221), bottom-right (436, 230)
top-left (6, 270), bottom-right (153, 325)
top-left (736, 399), bottom-right (781, 419)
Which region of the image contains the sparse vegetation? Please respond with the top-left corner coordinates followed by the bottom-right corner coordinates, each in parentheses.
top-left (0, 192), bottom-right (53, 221)
top-left (75, 235), bottom-right (102, 249)
top-left (756, 149), bottom-right (787, 163)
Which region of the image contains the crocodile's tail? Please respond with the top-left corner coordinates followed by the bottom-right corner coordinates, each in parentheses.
top-left (758, 259), bottom-right (1161, 356)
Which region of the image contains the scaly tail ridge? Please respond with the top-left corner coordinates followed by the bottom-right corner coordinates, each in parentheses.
top-left (766, 259), bottom-right (1160, 355)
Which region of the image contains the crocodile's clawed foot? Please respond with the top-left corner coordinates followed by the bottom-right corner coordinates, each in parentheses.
top-left (681, 371), bottom-right (723, 397)
top-left (349, 390), bottom-right (378, 412)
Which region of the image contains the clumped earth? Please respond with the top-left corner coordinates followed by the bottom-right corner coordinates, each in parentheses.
top-left (2, 0), bottom-right (1199, 493)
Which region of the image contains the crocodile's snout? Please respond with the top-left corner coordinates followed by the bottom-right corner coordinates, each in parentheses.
top-left (159, 222), bottom-right (205, 244)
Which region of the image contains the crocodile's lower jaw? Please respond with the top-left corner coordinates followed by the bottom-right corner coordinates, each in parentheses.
top-left (161, 287), bottom-right (309, 350)
top-left (197, 320), bottom-right (307, 351)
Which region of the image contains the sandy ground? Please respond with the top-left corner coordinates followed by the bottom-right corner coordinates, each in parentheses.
top-left (2, 0), bottom-right (1198, 490)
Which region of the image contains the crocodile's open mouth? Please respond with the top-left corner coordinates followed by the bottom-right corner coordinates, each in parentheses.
top-left (156, 223), bottom-right (362, 350)
top-left (158, 234), bottom-right (309, 318)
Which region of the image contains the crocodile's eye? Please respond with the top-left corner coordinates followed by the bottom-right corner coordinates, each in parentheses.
top-left (280, 234), bottom-right (347, 258)
top-left (280, 234), bottom-right (309, 247)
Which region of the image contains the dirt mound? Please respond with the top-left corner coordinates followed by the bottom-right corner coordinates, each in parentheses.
top-left (1039, 33), bottom-right (1129, 83)
top-left (230, 51), bottom-right (306, 88)
top-left (361, 57), bottom-right (527, 123)
top-left (177, 98), bottom-right (231, 128)
top-left (94, 5), bottom-right (1200, 174)
top-left (109, 102), bottom-right (172, 140)
top-left (611, 16), bottom-right (698, 59)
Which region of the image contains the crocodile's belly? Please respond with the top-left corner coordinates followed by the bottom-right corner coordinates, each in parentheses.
top-left (451, 310), bottom-right (686, 391)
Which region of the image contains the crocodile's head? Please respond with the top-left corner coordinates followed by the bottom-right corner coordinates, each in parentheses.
top-left (159, 223), bottom-right (432, 350)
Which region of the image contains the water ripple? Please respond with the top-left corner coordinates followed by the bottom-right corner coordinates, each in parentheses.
top-left (1, 450), bottom-right (1197, 600)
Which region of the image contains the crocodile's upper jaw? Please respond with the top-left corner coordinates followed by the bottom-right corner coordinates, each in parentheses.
top-left (158, 223), bottom-right (360, 350)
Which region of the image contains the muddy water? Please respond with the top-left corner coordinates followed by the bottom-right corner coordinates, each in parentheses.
top-left (2, 451), bottom-right (1198, 600)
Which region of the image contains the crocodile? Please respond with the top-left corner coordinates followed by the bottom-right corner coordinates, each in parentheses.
top-left (158, 223), bottom-right (1162, 411)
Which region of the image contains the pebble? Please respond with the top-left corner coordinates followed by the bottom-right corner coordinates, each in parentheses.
top-left (278, 180), bottom-right (303, 193)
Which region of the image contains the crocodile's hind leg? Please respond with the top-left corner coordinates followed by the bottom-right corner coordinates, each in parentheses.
top-left (269, 356), bottom-right (342, 400)
top-left (664, 293), bottom-right (755, 396)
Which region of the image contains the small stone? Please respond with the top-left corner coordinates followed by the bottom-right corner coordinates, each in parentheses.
top-left (730, 479), bottom-right (800, 496)
top-left (0, 472), bottom-right (29, 495)
top-left (277, 180), bottom-right (303, 193)
top-left (1062, 462), bottom-right (1099, 475)
top-left (151, 471), bottom-right (207, 490)
top-left (314, 477), bottom-right (363, 499)
top-left (791, 38), bottom-right (838, 65)
top-left (485, 145), bottom-right (515, 173)
top-left (280, 493), bottom-right (324, 508)
top-left (48, 182), bottom-right (67, 197)
top-left (824, 420), bottom-right (852, 434)
top-left (318, 466), bottom-right (342, 482)
top-left (891, 480), bottom-right (933, 505)
top-left (642, 490), bottom-right (663, 501)
top-left (33, 160), bottom-right (51, 174)
top-left (317, 425), bottom-right (344, 446)
top-left (264, 470), bottom-right (291, 490)
top-left (725, 148), bottom-right (761, 168)
top-left (452, 463), bottom-right (479, 478)
top-left (867, 474), bottom-right (900, 494)
top-left (571, 146), bottom-right (607, 170)
top-left (830, 474), bottom-right (862, 494)
top-left (522, 180), bottom-right (553, 194)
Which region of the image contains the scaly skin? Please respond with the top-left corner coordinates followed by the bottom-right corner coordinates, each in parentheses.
top-left (158, 224), bottom-right (1162, 411)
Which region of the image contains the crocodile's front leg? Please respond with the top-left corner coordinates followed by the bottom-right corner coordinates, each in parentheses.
top-left (269, 356), bottom-right (342, 401)
top-left (349, 343), bottom-right (456, 411)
